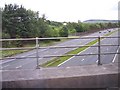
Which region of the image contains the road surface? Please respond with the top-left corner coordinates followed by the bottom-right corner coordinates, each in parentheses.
top-left (59, 31), bottom-right (119, 67)
top-left (1, 28), bottom-right (118, 70)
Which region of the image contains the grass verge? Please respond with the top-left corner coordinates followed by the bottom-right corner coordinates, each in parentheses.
top-left (1, 38), bottom-right (68, 58)
top-left (40, 39), bottom-right (98, 67)
top-left (41, 30), bottom-right (118, 67)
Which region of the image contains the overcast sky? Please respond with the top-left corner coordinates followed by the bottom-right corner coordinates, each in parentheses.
top-left (0, 0), bottom-right (119, 22)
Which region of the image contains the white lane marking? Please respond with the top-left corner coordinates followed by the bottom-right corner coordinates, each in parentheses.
top-left (57, 30), bottom-right (117, 67)
top-left (0, 60), bottom-right (2, 64)
top-left (2, 29), bottom-right (118, 66)
top-left (0, 30), bottom-right (102, 64)
top-left (112, 46), bottom-right (120, 63)
top-left (1, 49), bottom-right (48, 64)
top-left (66, 67), bottom-right (70, 69)
top-left (81, 59), bottom-right (84, 61)
top-left (107, 48), bottom-right (109, 51)
top-left (58, 43), bottom-right (94, 67)
top-left (16, 65), bottom-right (22, 69)
top-left (0, 59), bottom-right (16, 65)
top-left (96, 60), bottom-right (98, 63)
top-left (20, 55), bottom-right (27, 58)
top-left (15, 56), bottom-right (43, 69)
top-left (53, 51), bottom-right (59, 53)
top-left (1, 64), bottom-right (10, 69)
top-left (58, 30), bottom-right (118, 67)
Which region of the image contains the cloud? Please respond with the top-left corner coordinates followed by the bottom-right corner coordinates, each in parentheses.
top-left (0, 0), bottom-right (119, 22)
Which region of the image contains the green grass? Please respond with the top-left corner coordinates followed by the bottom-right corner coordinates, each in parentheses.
top-left (40, 39), bottom-right (98, 67)
top-left (1, 39), bottom-right (68, 58)
top-left (41, 30), bottom-right (118, 67)
top-left (104, 30), bottom-right (117, 36)
top-left (2, 50), bottom-right (27, 58)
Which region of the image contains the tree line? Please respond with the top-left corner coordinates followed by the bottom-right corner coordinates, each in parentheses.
top-left (1, 4), bottom-right (119, 47)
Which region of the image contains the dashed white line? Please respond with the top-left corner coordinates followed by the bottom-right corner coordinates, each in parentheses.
top-left (58, 41), bottom-right (98, 67)
top-left (1, 64), bottom-right (10, 69)
top-left (54, 51), bottom-right (59, 53)
top-left (16, 65), bottom-right (22, 69)
top-left (96, 60), bottom-right (98, 63)
top-left (107, 48), bottom-right (109, 51)
top-left (81, 59), bottom-right (85, 61)
top-left (66, 67), bottom-right (70, 69)
top-left (1, 49), bottom-right (48, 64)
top-left (58, 44), bottom-right (93, 67)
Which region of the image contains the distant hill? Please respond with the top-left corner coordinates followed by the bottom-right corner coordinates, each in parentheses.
top-left (83, 19), bottom-right (118, 23)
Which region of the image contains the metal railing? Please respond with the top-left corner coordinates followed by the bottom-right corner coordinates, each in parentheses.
top-left (0, 36), bottom-right (120, 69)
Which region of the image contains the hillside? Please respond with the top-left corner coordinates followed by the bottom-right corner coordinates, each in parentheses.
top-left (83, 19), bottom-right (118, 23)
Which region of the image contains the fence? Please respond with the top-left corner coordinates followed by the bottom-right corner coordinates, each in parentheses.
top-left (0, 36), bottom-right (120, 69)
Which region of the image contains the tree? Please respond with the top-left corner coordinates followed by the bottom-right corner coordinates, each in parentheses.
top-left (66, 22), bottom-right (76, 34)
top-left (37, 17), bottom-right (51, 37)
top-left (59, 26), bottom-right (68, 37)
top-left (2, 4), bottom-right (40, 38)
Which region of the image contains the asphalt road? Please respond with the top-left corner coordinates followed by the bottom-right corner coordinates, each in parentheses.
top-left (59, 31), bottom-right (119, 67)
top-left (1, 28), bottom-right (118, 70)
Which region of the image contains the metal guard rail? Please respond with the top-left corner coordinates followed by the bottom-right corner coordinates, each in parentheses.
top-left (1, 52), bottom-right (120, 60)
top-left (0, 44), bottom-right (119, 50)
top-left (0, 36), bottom-right (120, 41)
top-left (0, 36), bottom-right (120, 68)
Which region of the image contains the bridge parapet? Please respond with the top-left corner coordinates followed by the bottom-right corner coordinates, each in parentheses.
top-left (1, 62), bottom-right (119, 88)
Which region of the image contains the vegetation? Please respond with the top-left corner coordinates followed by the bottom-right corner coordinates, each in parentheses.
top-left (2, 38), bottom-right (68, 58)
top-left (1, 4), bottom-right (119, 58)
top-left (2, 4), bottom-right (119, 47)
top-left (41, 39), bottom-right (98, 67)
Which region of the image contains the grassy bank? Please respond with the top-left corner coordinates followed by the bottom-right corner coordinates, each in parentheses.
top-left (1, 39), bottom-right (68, 58)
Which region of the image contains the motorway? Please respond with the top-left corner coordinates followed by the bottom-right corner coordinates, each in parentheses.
top-left (59, 31), bottom-right (119, 67)
top-left (1, 28), bottom-right (119, 70)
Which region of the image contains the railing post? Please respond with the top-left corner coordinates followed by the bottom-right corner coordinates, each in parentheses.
top-left (36, 37), bottom-right (40, 69)
top-left (98, 36), bottom-right (102, 65)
